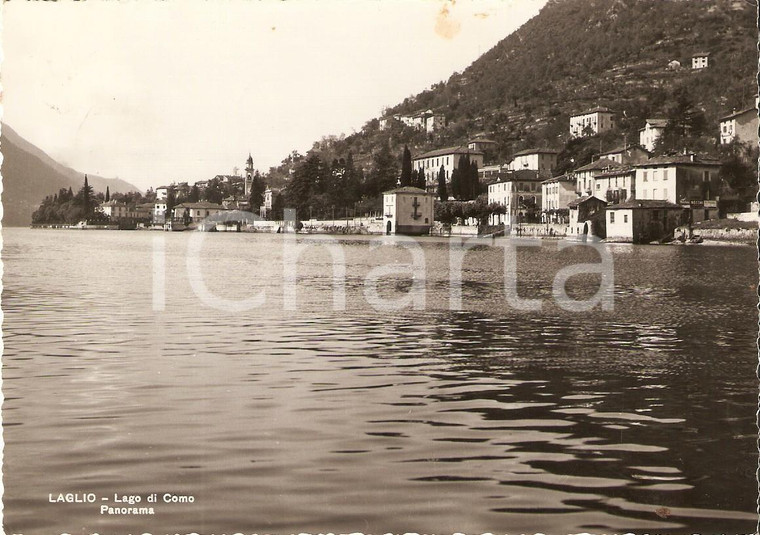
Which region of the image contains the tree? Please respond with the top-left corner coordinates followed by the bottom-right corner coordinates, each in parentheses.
top-left (188, 184), bottom-right (200, 203)
top-left (414, 168), bottom-right (427, 190)
top-left (249, 171), bottom-right (266, 211)
top-left (437, 165), bottom-right (448, 201)
top-left (78, 175), bottom-right (94, 217)
top-left (400, 145), bottom-right (413, 186)
top-left (105, 186), bottom-right (110, 202)
top-left (272, 192), bottom-right (284, 221)
top-left (365, 143), bottom-right (399, 198)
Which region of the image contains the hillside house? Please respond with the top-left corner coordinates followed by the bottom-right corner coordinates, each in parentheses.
top-left (639, 118), bottom-right (668, 152)
top-left (569, 107), bottom-right (616, 138)
top-left (382, 187), bottom-right (434, 236)
top-left (507, 148), bottom-right (559, 174)
top-left (487, 170), bottom-right (543, 229)
top-left (692, 52), bottom-right (710, 70)
top-left (719, 107), bottom-right (758, 145)
top-left (541, 174), bottom-right (576, 223)
top-left (606, 200), bottom-right (686, 243)
top-left (573, 158), bottom-right (625, 198)
top-left (467, 137), bottom-right (498, 153)
top-left (595, 143), bottom-right (650, 165)
top-left (413, 146), bottom-right (484, 188)
top-left (667, 60), bottom-right (682, 70)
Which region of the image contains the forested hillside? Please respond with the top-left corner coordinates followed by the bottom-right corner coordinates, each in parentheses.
top-left (263, 0), bottom-right (756, 217)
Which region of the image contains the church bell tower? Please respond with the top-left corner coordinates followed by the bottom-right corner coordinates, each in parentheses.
top-left (244, 153), bottom-right (254, 197)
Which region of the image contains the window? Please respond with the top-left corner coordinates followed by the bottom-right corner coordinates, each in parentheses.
top-left (623, 214), bottom-right (628, 223)
top-left (663, 169), bottom-right (668, 180)
top-left (610, 212), bottom-right (615, 223)
top-left (703, 171), bottom-right (709, 182)
top-left (652, 210), bottom-right (660, 220)
top-left (653, 170), bottom-right (658, 181)
top-left (642, 171), bottom-right (648, 182)
top-left (652, 188), bottom-right (658, 198)
top-left (596, 183), bottom-right (601, 190)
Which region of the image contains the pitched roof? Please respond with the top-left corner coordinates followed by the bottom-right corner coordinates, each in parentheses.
top-left (692, 51), bottom-right (711, 57)
top-left (595, 166), bottom-right (635, 178)
top-left (494, 169), bottom-right (544, 183)
top-left (572, 106), bottom-right (615, 117)
top-left (607, 199), bottom-right (683, 210)
top-left (568, 195), bottom-right (607, 208)
top-left (634, 154), bottom-right (721, 167)
top-left (542, 173), bottom-right (575, 184)
top-left (642, 118), bottom-right (668, 129)
top-left (719, 107), bottom-right (757, 121)
top-left (383, 186), bottom-right (430, 195)
top-left (574, 158), bottom-right (624, 173)
top-left (597, 144), bottom-right (648, 158)
top-left (413, 146), bottom-right (484, 160)
top-left (174, 202), bottom-right (225, 210)
top-left (512, 147), bottom-right (561, 156)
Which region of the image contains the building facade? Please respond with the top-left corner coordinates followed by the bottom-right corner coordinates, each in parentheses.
top-left (692, 52), bottom-right (710, 70)
top-left (413, 146), bottom-right (485, 187)
top-left (633, 155), bottom-right (722, 205)
top-left (719, 107), bottom-right (758, 145)
top-left (382, 187), bottom-right (434, 236)
top-left (573, 158), bottom-right (625, 198)
top-left (541, 174), bottom-right (576, 223)
top-left (593, 167), bottom-right (636, 205)
top-left (606, 200), bottom-right (686, 243)
top-left (507, 148), bottom-right (559, 174)
top-left (639, 118), bottom-right (668, 152)
top-left (487, 170), bottom-right (543, 228)
top-left (596, 144), bottom-right (650, 165)
top-left (569, 107), bottom-right (616, 138)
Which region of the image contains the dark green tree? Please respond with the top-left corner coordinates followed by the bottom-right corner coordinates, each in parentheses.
top-left (105, 186), bottom-right (110, 202)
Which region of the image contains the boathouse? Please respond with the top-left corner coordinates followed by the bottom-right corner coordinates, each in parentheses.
top-left (382, 187), bottom-right (434, 236)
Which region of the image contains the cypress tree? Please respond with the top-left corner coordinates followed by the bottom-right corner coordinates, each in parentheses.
top-left (437, 165), bottom-right (448, 202)
top-left (105, 186), bottom-right (110, 202)
top-left (400, 145), bottom-right (413, 186)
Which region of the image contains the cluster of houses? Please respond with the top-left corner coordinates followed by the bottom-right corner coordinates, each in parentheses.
top-left (382, 99), bottom-right (757, 242)
top-left (98, 154), bottom-right (282, 230)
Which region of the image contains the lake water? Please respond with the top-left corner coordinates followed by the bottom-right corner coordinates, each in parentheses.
top-left (2, 227), bottom-right (757, 534)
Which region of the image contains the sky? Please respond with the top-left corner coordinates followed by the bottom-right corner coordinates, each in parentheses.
top-left (2, 0), bottom-right (547, 191)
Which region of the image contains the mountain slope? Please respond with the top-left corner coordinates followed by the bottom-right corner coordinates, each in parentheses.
top-left (277, 0), bottom-right (755, 179)
top-left (1, 124), bottom-right (139, 226)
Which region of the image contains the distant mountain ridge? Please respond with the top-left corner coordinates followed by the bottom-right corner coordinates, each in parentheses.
top-left (1, 124), bottom-right (140, 226)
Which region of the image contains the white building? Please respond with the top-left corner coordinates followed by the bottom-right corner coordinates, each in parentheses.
top-left (467, 137), bottom-right (498, 153)
top-left (507, 148), bottom-right (559, 174)
top-left (573, 158), bottom-right (625, 198)
top-left (153, 200), bottom-right (168, 224)
top-left (382, 187), bottom-right (434, 236)
top-left (569, 107), bottom-right (616, 138)
top-left (487, 170), bottom-right (543, 228)
top-left (719, 107), bottom-right (758, 145)
top-left (593, 167), bottom-right (636, 204)
top-left (99, 200), bottom-right (128, 220)
top-left (413, 146), bottom-right (484, 187)
top-left (633, 154), bottom-right (722, 207)
top-left (155, 186), bottom-right (169, 201)
top-left (692, 52), bottom-right (710, 70)
top-left (595, 143), bottom-right (650, 165)
top-left (541, 174), bottom-right (576, 222)
top-left (639, 118), bottom-right (668, 152)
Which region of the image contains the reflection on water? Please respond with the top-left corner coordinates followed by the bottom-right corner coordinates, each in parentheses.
top-left (2, 228), bottom-right (757, 534)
